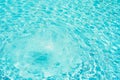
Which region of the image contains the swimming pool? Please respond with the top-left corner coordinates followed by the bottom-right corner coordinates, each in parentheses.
top-left (0, 0), bottom-right (120, 80)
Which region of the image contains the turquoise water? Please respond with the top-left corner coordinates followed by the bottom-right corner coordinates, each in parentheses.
top-left (0, 0), bottom-right (120, 80)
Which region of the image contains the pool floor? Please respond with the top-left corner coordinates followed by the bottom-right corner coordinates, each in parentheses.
top-left (0, 0), bottom-right (120, 80)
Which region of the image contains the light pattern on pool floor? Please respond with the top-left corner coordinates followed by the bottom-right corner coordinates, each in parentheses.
top-left (0, 0), bottom-right (120, 80)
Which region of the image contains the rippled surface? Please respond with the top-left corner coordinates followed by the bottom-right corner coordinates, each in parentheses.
top-left (0, 0), bottom-right (120, 80)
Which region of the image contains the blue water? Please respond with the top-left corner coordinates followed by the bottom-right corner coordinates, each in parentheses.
top-left (0, 0), bottom-right (120, 80)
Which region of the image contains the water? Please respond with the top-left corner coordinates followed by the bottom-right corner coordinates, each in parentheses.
top-left (0, 0), bottom-right (120, 80)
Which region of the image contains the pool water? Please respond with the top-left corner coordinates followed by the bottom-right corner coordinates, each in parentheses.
top-left (0, 0), bottom-right (120, 80)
